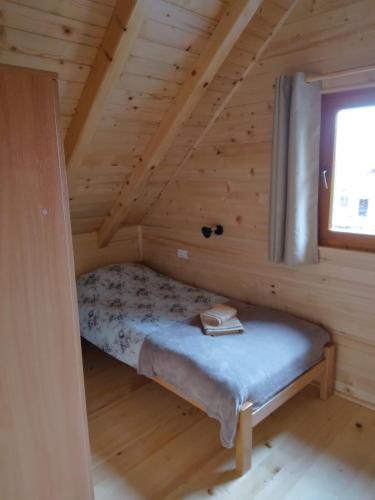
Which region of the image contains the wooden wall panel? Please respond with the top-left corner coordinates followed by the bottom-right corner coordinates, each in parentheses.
top-left (0, 65), bottom-right (93, 499)
top-left (1, 0), bottom-right (114, 136)
top-left (73, 226), bottom-right (141, 275)
top-left (142, 0), bottom-right (375, 409)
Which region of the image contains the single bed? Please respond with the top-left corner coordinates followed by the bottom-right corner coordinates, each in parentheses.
top-left (77, 263), bottom-right (335, 475)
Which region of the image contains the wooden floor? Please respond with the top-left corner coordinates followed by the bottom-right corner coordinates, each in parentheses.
top-left (82, 340), bottom-right (375, 500)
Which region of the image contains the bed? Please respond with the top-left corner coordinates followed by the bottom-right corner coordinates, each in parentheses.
top-left (77, 263), bottom-right (335, 475)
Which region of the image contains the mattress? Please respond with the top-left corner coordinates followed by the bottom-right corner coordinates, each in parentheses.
top-left (77, 263), bottom-right (226, 368)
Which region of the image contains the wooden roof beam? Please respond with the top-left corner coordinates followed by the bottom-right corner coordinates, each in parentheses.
top-left (64, 0), bottom-right (145, 174)
top-left (97, 0), bottom-right (265, 248)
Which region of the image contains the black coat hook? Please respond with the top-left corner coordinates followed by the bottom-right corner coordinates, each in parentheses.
top-left (201, 225), bottom-right (224, 238)
top-left (201, 226), bottom-right (212, 238)
top-left (214, 224), bottom-right (224, 236)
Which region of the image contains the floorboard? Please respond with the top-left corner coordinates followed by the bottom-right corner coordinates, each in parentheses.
top-left (82, 340), bottom-right (375, 500)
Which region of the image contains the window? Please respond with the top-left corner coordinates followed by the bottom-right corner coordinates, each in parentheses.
top-left (319, 88), bottom-right (375, 252)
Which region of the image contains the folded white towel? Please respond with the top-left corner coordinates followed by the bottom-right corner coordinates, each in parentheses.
top-left (200, 315), bottom-right (244, 336)
top-left (200, 303), bottom-right (237, 327)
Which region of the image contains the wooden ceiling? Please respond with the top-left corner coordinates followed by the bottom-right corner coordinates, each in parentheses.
top-left (1, 0), bottom-right (298, 242)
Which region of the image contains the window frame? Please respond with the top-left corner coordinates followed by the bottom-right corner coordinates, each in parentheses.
top-left (319, 87), bottom-right (375, 252)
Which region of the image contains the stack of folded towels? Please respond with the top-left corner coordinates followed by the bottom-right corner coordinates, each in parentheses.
top-left (200, 303), bottom-right (244, 336)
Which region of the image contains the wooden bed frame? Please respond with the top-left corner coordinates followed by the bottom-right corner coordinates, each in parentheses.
top-left (152, 342), bottom-right (335, 476)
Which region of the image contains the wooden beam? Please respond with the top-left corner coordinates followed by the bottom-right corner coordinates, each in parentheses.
top-left (97, 0), bottom-right (264, 247)
top-left (64, 0), bottom-right (145, 174)
top-left (138, 0), bottom-right (300, 224)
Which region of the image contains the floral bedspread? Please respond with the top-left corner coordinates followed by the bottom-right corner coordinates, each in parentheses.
top-left (77, 263), bottom-right (226, 368)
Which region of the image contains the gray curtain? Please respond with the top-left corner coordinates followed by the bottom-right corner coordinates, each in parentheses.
top-left (269, 72), bottom-right (321, 266)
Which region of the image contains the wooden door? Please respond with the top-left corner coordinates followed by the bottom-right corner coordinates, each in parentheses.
top-left (0, 65), bottom-right (93, 499)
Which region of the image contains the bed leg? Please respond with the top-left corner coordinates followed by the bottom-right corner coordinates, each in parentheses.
top-left (320, 343), bottom-right (335, 401)
top-left (235, 402), bottom-right (253, 476)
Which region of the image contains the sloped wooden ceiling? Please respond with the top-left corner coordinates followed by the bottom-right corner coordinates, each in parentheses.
top-left (0, 0), bottom-right (297, 241)
top-left (96, 0), bottom-right (298, 247)
top-left (1, 0), bottom-right (115, 130)
top-left (124, 0), bottom-right (297, 229)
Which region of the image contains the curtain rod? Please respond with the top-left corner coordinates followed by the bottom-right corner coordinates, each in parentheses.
top-left (321, 82), bottom-right (375, 94)
top-left (306, 64), bottom-right (375, 83)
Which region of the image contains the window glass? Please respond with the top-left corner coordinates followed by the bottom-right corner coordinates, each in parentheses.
top-left (330, 105), bottom-right (375, 236)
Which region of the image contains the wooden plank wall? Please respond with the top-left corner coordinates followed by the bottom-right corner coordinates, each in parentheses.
top-left (142, 0), bottom-right (375, 409)
top-left (73, 226), bottom-right (141, 275)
